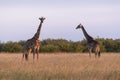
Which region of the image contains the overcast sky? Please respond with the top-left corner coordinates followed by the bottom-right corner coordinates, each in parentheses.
top-left (0, 0), bottom-right (120, 42)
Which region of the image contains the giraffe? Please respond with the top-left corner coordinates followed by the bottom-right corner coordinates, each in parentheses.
top-left (76, 23), bottom-right (100, 58)
top-left (23, 17), bottom-right (45, 60)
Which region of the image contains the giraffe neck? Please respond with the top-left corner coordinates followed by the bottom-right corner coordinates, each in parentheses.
top-left (32, 21), bottom-right (43, 40)
top-left (81, 26), bottom-right (93, 42)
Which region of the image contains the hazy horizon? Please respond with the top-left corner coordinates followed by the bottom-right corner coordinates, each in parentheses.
top-left (0, 0), bottom-right (120, 42)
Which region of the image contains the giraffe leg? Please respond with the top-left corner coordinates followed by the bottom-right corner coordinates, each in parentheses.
top-left (33, 49), bottom-right (36, 60)
top-left (23, 50), bottom-right (28, 60)
top-left (33, 53), bottom-right (35, 61)
top-left (22, 53), bottom-right (24, 60)
top-left (98, 51), bottom-right (101, 58)
top-left (25, 53), bottom-right (28, 61)
top-left (96, 46), bottom-right (100, 58)
top-left (89, 49), bottom-right (92, 58)
top-left (95, 52), bottom-right (97, 58)
top-left (24, 50), bottom-right (28, 60)
top-left (97, 45), bottom-right (100, 58)
top-left (95, 48), bottom-right (100, 58)
top-left (94, 48), bottom-right (97, 58)
top-left (22, 50), bottom-right (27, 60)
top-left (26, 49), bottom-right (31, 61)
top-left (37, 48), bottom-right (39, 60)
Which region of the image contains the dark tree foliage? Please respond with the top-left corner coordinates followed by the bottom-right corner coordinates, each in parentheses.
top-left (0, 38), bottom-right (120, 53)
top-left (0, 42), bottom-right (4, 52)
top-left (41, 39), bottom-right (74, 52)
top-left (0, 41), bottom-right (23, 53)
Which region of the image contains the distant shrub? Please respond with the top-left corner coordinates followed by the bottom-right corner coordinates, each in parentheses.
top-left (1, 41), bottom-right (23, 53)
top-left (0, 38), bottom-right (120, 53)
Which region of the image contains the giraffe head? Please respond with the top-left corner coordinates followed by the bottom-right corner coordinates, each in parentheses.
top-left (76, 23), bottom-right (83, 29)
top-left (39, 17), bottom-right (46, 23)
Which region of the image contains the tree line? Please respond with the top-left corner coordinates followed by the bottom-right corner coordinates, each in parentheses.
top-left (0, 38), bottom-right (120, 53)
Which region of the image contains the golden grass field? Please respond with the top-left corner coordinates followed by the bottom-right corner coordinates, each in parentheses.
top-left (0, 53), bottom-right (120, 80)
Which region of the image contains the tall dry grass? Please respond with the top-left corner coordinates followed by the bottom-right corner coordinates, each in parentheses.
top-left (0, 53), bottom-right (120, 80)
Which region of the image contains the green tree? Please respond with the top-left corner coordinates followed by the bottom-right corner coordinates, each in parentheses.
top-left (2, 41), bottom-right (23, 53)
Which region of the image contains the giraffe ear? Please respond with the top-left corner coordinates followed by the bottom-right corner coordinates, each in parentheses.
top-left (39, 18), bottom-right (41, 20)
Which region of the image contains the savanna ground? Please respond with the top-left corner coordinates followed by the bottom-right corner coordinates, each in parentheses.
top-left (0, 53), bottom-right (120, 80)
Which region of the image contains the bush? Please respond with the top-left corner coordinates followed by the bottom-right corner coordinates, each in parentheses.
top-left (0, 38), bottom-right (120, 53)
top-left (1, 41), bottom-right (23, 53)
